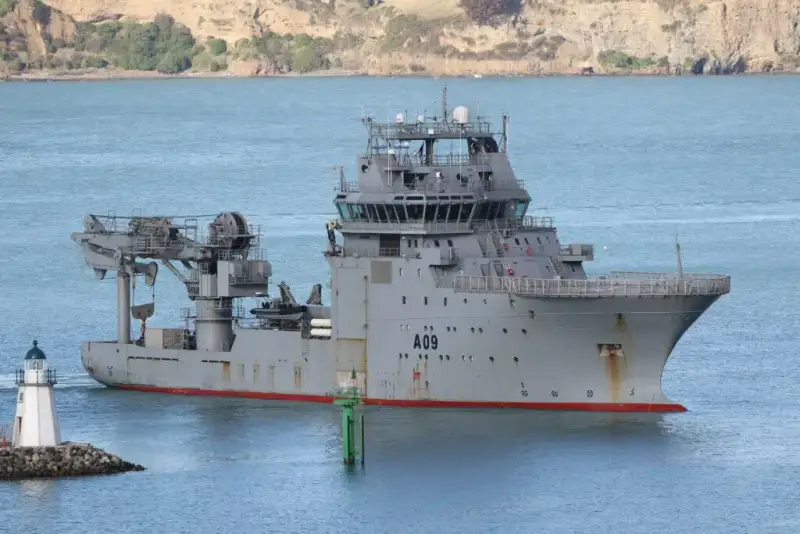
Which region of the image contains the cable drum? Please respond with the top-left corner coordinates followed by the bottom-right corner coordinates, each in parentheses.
top-left (209, 212), bottom-right (251, 250)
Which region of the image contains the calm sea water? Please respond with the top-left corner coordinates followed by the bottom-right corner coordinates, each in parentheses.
top-left (1, 75), bottom-right (799, 532)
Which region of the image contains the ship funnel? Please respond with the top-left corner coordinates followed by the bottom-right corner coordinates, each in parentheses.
top-left (453, 106), bottom-right (469, 124)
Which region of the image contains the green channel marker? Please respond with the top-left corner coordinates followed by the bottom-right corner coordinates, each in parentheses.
top-left (333, 368), bottom-right (364, 465)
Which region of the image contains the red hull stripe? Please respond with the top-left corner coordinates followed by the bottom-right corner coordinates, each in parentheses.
top-left (111, 384), bottom-right (687, 413)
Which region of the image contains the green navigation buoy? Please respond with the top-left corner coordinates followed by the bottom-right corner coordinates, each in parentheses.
top-left (333, 367), bottom-right (365, 466)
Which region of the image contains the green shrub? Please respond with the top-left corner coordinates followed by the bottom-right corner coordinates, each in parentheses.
top-left (207, 38), bottom-right (227, 55)
top-left (32, 0), bottom-right (51, 25)
top-left (0, 0), bottom-right (17, 17)
top-left (82, 55), bottom-right (108, 68)
top-left (598, 50), bottom-right (655, 70)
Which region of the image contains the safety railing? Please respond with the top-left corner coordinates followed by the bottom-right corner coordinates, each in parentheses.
top-left (453, 274), bottom-right (731, 298)
top-left (379, 248), bottom-right (401, 257)
top-left (368, 120), bottom-right (494, 139)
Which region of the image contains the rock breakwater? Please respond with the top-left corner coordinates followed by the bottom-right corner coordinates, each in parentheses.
top-left (0, 443), bottom-right (145, 480)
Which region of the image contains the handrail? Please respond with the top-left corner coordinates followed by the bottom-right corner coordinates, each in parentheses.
top-left (453, 274), bottom-right (731, 298)
top-left (337, 216), bottom-right (554, 234)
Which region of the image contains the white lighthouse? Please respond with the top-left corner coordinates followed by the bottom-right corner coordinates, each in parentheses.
top-left (11, 340), bottom-right (61, 447)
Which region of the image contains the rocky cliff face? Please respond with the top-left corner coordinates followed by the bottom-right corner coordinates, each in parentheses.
top-left (2, 0), bottom-right (799, 77)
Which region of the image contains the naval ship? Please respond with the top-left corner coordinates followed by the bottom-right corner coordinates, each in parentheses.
top-left (71, 88), bottom-right (731, 412)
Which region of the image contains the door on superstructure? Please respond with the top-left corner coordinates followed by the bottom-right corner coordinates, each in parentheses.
top-left (333, 267), bottom-right (368, 395)
top-left (334, 268), bottom-right (367, 339)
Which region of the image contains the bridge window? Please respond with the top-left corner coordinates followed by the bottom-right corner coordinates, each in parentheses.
top-left (336, 204), bottom-right (348, 220)
top-left (393, 204), bottom-right (407, 222)
top-left (515, 200), bottom-right (528, 219)
top-left (424, 204), bottom-right (437, 222)
top-left (407, 204), bottom-right (424, 221)
top-left (376, 205), bottom-right (390, 223)
top-left (366, 204), bottom-right (379, 222)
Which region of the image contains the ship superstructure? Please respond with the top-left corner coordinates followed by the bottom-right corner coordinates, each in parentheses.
top-left (71, 88), bottom-right (730, 411)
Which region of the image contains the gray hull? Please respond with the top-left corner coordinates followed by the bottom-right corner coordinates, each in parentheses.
top-left (82, 292), bottom-right (719, 411)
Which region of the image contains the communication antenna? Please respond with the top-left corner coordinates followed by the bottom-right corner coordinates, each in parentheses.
top-left (442, 85), bottom-right (447, 123)
top-left (675, 235), bottom-right (684, 279)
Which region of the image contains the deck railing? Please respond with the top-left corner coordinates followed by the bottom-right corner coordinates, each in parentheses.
top-left (453, 274), bottom-right (731, 298)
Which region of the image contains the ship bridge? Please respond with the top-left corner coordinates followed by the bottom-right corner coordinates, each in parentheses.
top-left (333, 87), bottom-right (536, 237)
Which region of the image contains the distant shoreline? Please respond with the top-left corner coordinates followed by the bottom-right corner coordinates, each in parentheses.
top-left (2, 67), bottom-right (798, 83)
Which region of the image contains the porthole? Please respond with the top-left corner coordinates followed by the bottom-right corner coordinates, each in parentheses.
top-left (439, 354), bottom-right (443, 360)
top-left (502, 328), bottom-right (507, 334)
top-left (446, 355), bottom-right (450, 360)
top-left (489, 356), bottom-right (495, 362)
top-left (522, 328), bottom-right (527, 334)
top-left (478, 327), bottom-right (483, 333)
top-left (513, 356), bottom-right (519, 363)
top-left (471, 327), bottom-right (475, 333)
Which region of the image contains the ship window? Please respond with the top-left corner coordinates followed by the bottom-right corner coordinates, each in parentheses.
top-left (406, 204), bottom-right (424, 221)
top-left (434, 240), bottom-right (440, 247)
top-left (447, 203), bottom-right (461, 222)
top-left (487, 202), bottom-right (499, 220)
top-left (524, 238), bottom-right (529, 245)
top-left (393, 204), bottom-right (407, 223)
top-left (376, 205), bottom-right (390, 223)
top-left (336, 204), bottom-right (348, 220)
top-left (537, 237), bottom-right (542, 244)
top-left (497, 201), bottom-right (508, 219)
top-left (462, 202), bottom-right (475, 222)
top-left (514, 238), bottom-right (520, 245)
top-left (515, 200), bottom-right (528, 219)
top-left (399, 267), bottom-right (404, 276)
top-left (473, 201), bottom-right (490, 221)
top-left (443, 297), bottom-right (447, 306)
top-left (417, 268), bottom-right (421, 277)
top-left (447, 239), bottom-right (453, 246)
top-left (424, 204), bottom-right (437, 222)
top-left (402, 296), bottom-right (406, 304)
top-left (353, 204), bottom-right (368, 221)
top-left (366, 204), bottom-right (379, 222)
top-left (436, 202), bottom-right (450, 222)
